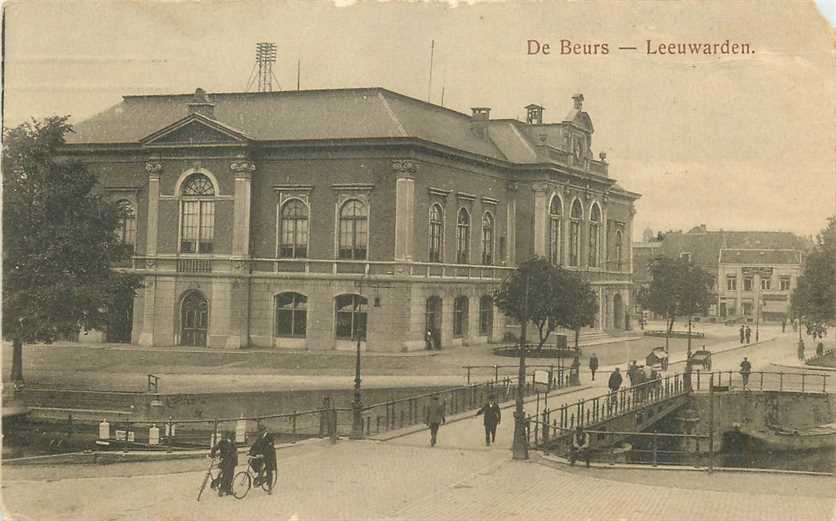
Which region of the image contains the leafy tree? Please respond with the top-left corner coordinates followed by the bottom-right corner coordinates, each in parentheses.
top-left (493, 257), bottom-right (558, 349)
top-left (791, 217), bottom-right (836, 339)
top-left (638, 256), bottom-right (713, 353)
top-left (3, 116), bottom-right (143, 387)
top-left (555, 270), bottom-right (598, 352)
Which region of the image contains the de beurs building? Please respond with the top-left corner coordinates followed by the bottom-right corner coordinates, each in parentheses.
top-left (61, 87), bottom-right (640, 352)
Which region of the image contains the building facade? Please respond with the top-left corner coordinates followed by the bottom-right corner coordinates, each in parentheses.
top-left (717, 249), bottom-right (803, 322)
top-left (62, 88), bottom-right (639, 352)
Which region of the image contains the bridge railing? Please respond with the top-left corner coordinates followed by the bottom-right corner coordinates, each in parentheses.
top-left (690, 370), bottom-right (829, 394)
top-left (462, 364), bottom-right (578, 386)
top-left (526, 373), bottom-right (689, 448)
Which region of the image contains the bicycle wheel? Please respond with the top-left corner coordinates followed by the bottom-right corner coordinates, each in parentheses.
top-left (232, 471), bottom-right (251, 499)
top-left (260, 468), bottom-right (278, 492)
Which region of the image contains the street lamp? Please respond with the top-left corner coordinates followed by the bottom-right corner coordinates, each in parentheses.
top-left (512, 270), bottom-right (530, 460)
top-left (351, 279), bottom-right (365, 439)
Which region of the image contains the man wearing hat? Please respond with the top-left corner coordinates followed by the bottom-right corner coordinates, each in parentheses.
top-left (475, 396), bottom-right (501, 446)
top-left (210, 430), bottom-right (238, 497)
top-left (425, 395), bottom-right (446, 447)
top-left (249, 423), bottom-right (277, 494)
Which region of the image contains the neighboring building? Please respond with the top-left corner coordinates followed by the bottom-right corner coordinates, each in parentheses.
top-left (61, 87), bottom-right (639, 351)
top-left (717, 249), bottom-right (803, 322)
top-left (650, 225), bottom-right (808, 319)
top-left (631, 240), bottom-right (662, 317)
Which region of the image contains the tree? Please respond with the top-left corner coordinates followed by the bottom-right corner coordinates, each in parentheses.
top-left (555, 270), bottom-right (598, 352)
top-left (493, 257), bottom-right (558, 350)
top-left (638, 256), bottom-right (713, 353)
top-left (791, 217), bottom-right (836, 339)
top-left (3, 116), bottom-right (143, 387)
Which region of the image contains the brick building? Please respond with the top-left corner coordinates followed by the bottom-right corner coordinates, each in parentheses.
top-left (61, 87), bottom-right (639, 351)
top-left (717, 249), bottom-right (803, 321)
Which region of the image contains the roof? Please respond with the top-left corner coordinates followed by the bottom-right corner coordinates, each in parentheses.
top-left (660, 230), bottom-right (808, 273)
top-left (719, 249), bottom-right (803, 265)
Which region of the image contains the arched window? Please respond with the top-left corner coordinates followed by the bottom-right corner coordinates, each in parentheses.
top-left (549, 197), bottom-right (562, 265)
top-left (456, 208), bottom-right (470, 264)
top-left (180, 173), bottom-right (215, 254)
top-left (589, 204), bottom-right (601, 268)
top-left (275, 292), bottom-right (307, 337)
top-left (279, 199), bottom-right (309, 258)
top-left (338, 200), bottom-right (368, 260)
top-left (569, 199), bottom-right (583, 266)
top-left (479, 295), bottom-right (493, 336)
top-left (615, 230), bottom-right (623, 272)
top-left (335, 294), bottom-right (368, 340)
top-left (481, 212), bottom-right (494, 265)
top-left (429, 204), bottom-right (443, 263)
top-left (453, 296), bottom-right (469, 337)
top-left (116, 200), bottom-right (136, 254)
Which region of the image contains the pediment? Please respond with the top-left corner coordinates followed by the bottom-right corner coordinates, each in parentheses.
top-left (141, 114), bottom-right (249, 146)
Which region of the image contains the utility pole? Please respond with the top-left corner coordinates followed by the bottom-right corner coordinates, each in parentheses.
top-left (512, 271), bottom-right (530, 460)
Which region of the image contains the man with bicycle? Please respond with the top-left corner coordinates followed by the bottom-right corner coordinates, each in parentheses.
top-left (209, 431), bottom-right (237, 497)
top-left (249, 423), bottom-right (277, 494)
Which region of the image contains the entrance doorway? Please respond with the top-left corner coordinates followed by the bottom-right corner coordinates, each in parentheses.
top-left (425, 296), bottom-right (442, 350)
top-left (180, 291), bottom-right (208, 346)
top-left (106, 289), bottom-right (134, 343)
top-left (613, 292), bottom-right (624, 330)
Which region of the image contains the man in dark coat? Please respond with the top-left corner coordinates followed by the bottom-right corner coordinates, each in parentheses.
top-left (249, 423), bottom-right (277, 494)
top-left (745, 325), bottom-right (752, 344)
top-left (607, 368), bottom-right (622, 408)
top-left (210, 431), bottom-right (238, 497)
top-left (739, 325), bottom-right (745, 344)
top-left (475, 397), bottom-right (501, 446)
top-left (569, 426), bottom-right (591, 467)
top-left (588, 353), bottom-right (599, 381)
top-left (739, 357), bottom-right (752, 390)
top-left (425, 395), bottom-right (446, 446)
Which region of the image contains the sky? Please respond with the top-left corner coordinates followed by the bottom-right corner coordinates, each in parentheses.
top-left (3, 0), bottom-right (834, 241)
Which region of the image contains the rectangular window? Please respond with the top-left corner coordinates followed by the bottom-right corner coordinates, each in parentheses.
top-left (726, 277), bottom-right (737, 291)
top-left (743, 277), bottom-right (753, 291)
top-left (680, 252), bottom-right (692, 263)
top-left (780, 278), bottom-right (791, 291)
top-left (760, 278), bottom-right (771, 290)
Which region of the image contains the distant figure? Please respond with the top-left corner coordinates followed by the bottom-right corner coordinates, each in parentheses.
top-left (781, 317), bottom-right (787, 333)
top-left (627, 360), bottom-right (639, 387)
top-left (589, 353), bottom-right (599, 381)
top-left (249, 423), bottom-right (276, 494)
top-left (739, 357), bottom-right (752, 390)
top-left (425, 329), bottom-right (433, 351)
top-left (569, 426), bottom-right (591, 467)
top-left (793, 318), bottom-right (799, 332)
top-left (745, 326), bottom-right (752, 344)
top-left (571, 357), bottom-right (581, 385)
top-left (816, 342), bottom-right (824, 357)
top-left (425, 395), bottom-right (446, 447)
top-left (608, 368), bottom-right (623, 408)
top-left (739, 325), bottom-right (745, 344)
top-left (475, 397), bottom-right (501, 446)
top-left (210, 431), bottom-right (238, 497)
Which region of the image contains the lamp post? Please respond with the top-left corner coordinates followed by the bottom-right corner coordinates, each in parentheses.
top-left (512, 270), bottom-right (530, 460)
top-left (351, 281), bottom-right (365, 439)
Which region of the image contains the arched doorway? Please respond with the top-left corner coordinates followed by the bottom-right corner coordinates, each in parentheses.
top-left (180, 291), bottom-right (208, 346)
top-left (425, 296), bottom-right (442, 349)
top-left (613, 292), bottom-right (624, 330)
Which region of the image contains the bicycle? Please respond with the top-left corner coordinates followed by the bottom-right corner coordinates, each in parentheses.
top-left (231, 454), bottom-right (278, 499)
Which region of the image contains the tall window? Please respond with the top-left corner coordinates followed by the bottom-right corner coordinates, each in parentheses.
top-left (479, 295), bottom-right (493, 336)
top-left (589, 204), bottom-right (601, 267)
top-left (549, 197), bottom-right (562, 265)
top-left (727, 276), bottom-right (737, 291)
top-left (453, 296), bottom-right (469, 337)
top-left (744, 277), bottom-right (753, 291)
top-left (760, 278), bottom-right (771, 290)
top-left (180, 174), bottom-right (215, 254)
top-left (569, 200), bottom-right (583, 266)
top-left (614, 230), bottom-right (623, 272)
top-left (780, 277), bottom-right (791, 291)
top-left (481, 212), bottom-right (494, 265)
top-left (279, 200), bottom-right (309, 258)
top-left (275, 292), bottom-right (307, 337)
top-left (456, 208), bottom-right (470, 264)
top-left (338, 200), bottom-right (368, 259)
top-left (335, 294), bottom-right (367, 340)
top-left (429, 204), bottom-right (443, 262)
top-left (116, 200), bottom-right (136, 254)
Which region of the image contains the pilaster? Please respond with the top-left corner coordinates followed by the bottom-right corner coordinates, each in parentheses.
top-left (144, 159), bottom-right (162, 256)
top-left (230, 156), bottom-right (256, 257)
top-left (506, 182), bottom-right (518, 265)
top-left (393, 160), bottom-right (417, 261)
top-left (532, 183), bottom-right (549, 257)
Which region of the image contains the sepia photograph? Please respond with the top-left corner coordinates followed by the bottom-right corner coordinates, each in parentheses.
top-left (1, 1), bottom-right (834, 520)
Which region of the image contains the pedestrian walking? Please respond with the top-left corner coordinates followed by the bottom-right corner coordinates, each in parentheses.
top-left (569, 426), bottom-right (591, 467)
top-left (739, 325), bottom-right (745, 344)
top-left (425, 395), bottom-right (446, 446)
top-left (608, 367), bottom-right (622, 408)
top-left (626, 360), bottom-right (639, 387)
top-left (249, 423), bottom-right (277, 494)
top-left (209, 430), bottom-right (238, 497)
top-left (739, 357), bottom-right (752, 390)
top-left (475, 397), bottom-right (501, 446)
top-left (745, 325), bottom-right (752, 344)
top-left (571, 356), bottom-right (581, 385)
top-left (781, 317), bottom-right (786, 333)
top-left (588, 353), bottom-right (599, 381)
top-left (425, 329), bottom-right (433, 351)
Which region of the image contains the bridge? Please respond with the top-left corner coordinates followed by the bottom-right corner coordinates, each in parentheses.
top-left (529, 370), bottom-right (831, 467)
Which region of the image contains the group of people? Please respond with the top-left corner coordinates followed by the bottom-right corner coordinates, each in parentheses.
top-left (209, 423), bottom-right (277, 498)
top-left (739, 324), bottom-right (752, 344)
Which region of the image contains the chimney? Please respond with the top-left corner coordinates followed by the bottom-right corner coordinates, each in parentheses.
top-left (188, 87), bottom-right (215, 119)
top-left (470, 107), bottom-right (491, 138)
top-left (525, 104), bottom-right (544, 125)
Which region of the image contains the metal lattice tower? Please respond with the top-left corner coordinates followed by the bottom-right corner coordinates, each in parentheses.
top-left (251, 42), bottom-right (278, 92)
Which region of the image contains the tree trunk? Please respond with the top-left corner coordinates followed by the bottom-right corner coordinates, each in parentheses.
top-left (665, 316), bottom-right (673, 354)
top-left (11, 336), bottom-right (24, 387)
top-left (574, 328), bottom-right (581, 353)
top-left (687, 317), bottom-right (693, 353)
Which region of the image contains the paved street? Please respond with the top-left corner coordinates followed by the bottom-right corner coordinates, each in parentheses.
top-left (4, 331), bottom-right (834, 521)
